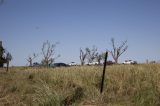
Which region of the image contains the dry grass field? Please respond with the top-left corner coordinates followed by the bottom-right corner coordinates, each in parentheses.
top-left (0, 64), bottom-right (160, 106)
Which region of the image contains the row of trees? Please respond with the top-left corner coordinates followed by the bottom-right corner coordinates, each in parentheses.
top-left (80, 46), bottom-right (105, 65)
top-left (1, 38), bottom-right (127, 68)
top-left (80, 38), bottom-right (128, 65)
top-left (27, 38), bottom-right (128, 66)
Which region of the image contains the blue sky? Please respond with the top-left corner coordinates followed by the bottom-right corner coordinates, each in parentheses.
top-left (0, 0), bottom-right (160, 66)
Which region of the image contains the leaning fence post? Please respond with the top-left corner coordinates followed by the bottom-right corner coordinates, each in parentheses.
top-left (6, 61), bottom-right (9, 72)
top-left (100, 51), bottom-right (108, 93)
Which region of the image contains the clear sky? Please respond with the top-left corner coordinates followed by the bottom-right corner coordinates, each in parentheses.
top-left (0, 0), bottom-right (160, 66)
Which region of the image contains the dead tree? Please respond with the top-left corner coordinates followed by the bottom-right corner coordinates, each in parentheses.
top-left (86, 46), bottom-right (98, 64)
top-left (0, 41), bottom-right (5, 67)
top-left (27, 53), bottom-right (38, 67)
top-left (80, 48), bottom-right (87, 65)
top-left (0, 41), bottom-right (12, 70)
top-left (108, 38), bottom-right (128, 64)
top-left (96, 53), bottom-right (103, 65)
top-left (41, 41), bottom-right (59, 67)
top-left (5, 52), bottom-right (12, 72)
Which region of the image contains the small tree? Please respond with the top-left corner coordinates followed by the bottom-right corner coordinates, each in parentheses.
top-left (108, 38), bottom-right (128, 64)
top-left (41, 40), bottom-right (59, 67)
top-left (27, 53), bottom-right (38, 67)
top-left (80, 48), bottom-right (87, 65)
top-left (101, 52), bottom-right (106, 62)
top-left (5, 52), bottom-right (12, 72)
top-left (0, 41), bottom-right (5, 67)
top-left (86, 46), bottom-right (98, 64)
top-left (0, 41), bottom-right (12, 71)
top-left (96, 53), bottom-right (103, 65)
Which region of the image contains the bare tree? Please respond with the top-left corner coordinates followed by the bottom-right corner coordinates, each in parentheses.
top-left (0, 41), bottom-right (5, 67)
top-left (0, 41), bottom-right (12, 71)
top-left (27, 53), bottom-right (38, 67)
top-left (101, 52), bottom-right (106, 62)
top-left (108, 38), bottom-right (128, 64)
top-left (41, 40), bottom-right (60, 67)
top-left (5, 52), bottom-right (12, 72)
top-left (96, 53), bottom-right (103, 65)
top-left (80, 48), bottom-right (87, 65)
top-left (86, 46), bottom-right (98, 64)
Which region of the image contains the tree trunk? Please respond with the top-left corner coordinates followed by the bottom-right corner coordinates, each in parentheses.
top-left (29, 60), bottom-right (32, 67)
top-left (115, 58), bottom-right (118, 64)
top-left (81, 61), bottom-right (84, 66)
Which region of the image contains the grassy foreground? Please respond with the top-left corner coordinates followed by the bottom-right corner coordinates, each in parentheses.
top-left (0, 64), bottom-right (160, 106)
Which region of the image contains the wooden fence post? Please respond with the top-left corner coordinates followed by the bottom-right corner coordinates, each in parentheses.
top-left (100, 51), bottom-right (108, 93)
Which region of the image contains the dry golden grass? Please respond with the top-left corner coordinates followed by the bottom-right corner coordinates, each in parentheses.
top-left (0, 64), bottom-right (160, 106)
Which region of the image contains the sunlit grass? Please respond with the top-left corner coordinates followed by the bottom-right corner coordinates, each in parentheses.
top-left (0, 64), bottom-right (160, 106)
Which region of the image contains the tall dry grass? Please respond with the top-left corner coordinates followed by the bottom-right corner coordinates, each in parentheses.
top-left (0, 64), bottom-right (160, 106)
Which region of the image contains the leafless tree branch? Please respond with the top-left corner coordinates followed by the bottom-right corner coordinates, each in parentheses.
top-left (41, 41), bottom-right (59, 67)
top-left (109, 38), bottom-right (128, 63)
